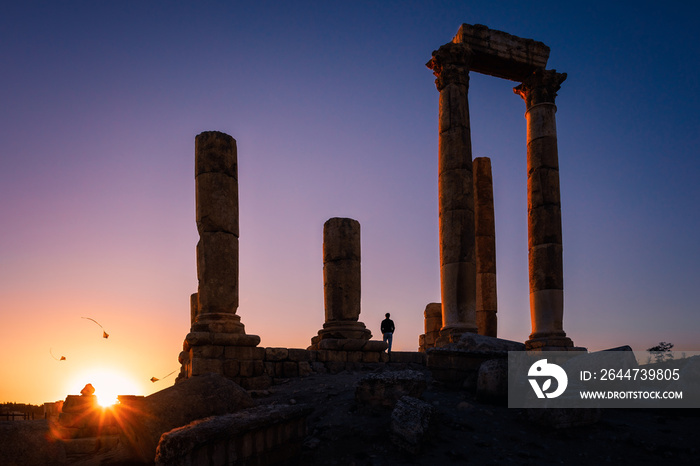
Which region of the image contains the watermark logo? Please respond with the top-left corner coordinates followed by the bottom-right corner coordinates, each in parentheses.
top-left (528, 359), bottom-right (568, 398)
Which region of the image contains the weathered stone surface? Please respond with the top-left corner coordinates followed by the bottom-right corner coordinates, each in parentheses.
top-left (195, 131), bottom-right (237, 178)
top-left (317, 337), bottom-right (385, 352)
top-left (473, 156), bottom-right (497, 338)
top-left (476, 358), bottom-right (509, 403)
top-left (115, 372), bottom-right (253, 463)
top-left (196, 172), bottom-right (239, 235)
top-left (355, 370), bottom-right (428, 408)
top-left (322, 217), bottom-right (361, 262)
top-left (155, 404), bottom-right (312, 466)
top-left (420, 303), bottom-right (442, 352)
top-left (513, 71), bottom-right (573, 350)
top-left (427, 43), bottom-right (477, 341)
top-left (450, 331), bottom-right (525, 353)
top-left (196, 232), bottom-right (239, 314)
top-left (318, 321), bottom-right (371, 342)
top-left (390, 396), bottom-right (433, 454)
top-left (265, 347), bottom-right (289, 361)
top-left (323, 260), bottom-right (361, 322)
top-left (452, 23), bottom-right (550, 81)
top-left (0, 421), bottom-right (67, 466)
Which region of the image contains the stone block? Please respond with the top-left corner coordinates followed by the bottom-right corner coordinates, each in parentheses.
top-left (476, 358), bottom-right (509, 403)
top-left (121, 373), bottom-right (252, 463)
top-left (192, 344), bottom-right (224, 359)
top-left (323, 260), bottom-right (361, 322)
top-left (239, 360), bottom-right (264, 377)
top-left (264, 361), bottom-right (275, 377)
top-left (527, 205), bottom-right (563, 247)
top-left (526, 136), bottom-right (560, 170)
top-left (298, 361), bottom-right (313, 377)
top-left (196, 232), bottom-right (239, 313)
top-left (452, 23), bottom-right (550, 81)
top-left (325, 361), bottom-right (346, 374)
top-left (265, 347), bottom-right (289, 361)
top-left (438, 169), bottom-right (475, 213)
top-left (347, 351), bottom-right (364, 362)
top-left (282, 362), bottom-right (299, 378)
top-left (355, 370), bottom-right (428, 408)
top-left (156, 404), bottom-right (311, 465)
top-left (225, 346), bottom-right (266, 360)
top-left (190, 357), bottom-right (223, 376)
top-left (195, 131), bottom-right (237, 178)
top-left (224, 360), bottom-right (240, 378)
top-left (211, 332), bottom-right (261, 346)
top-left (528, 243), bottom-right (563, 290)
top-left (362, 340), bottom-right (388, 352)
top-left (362, 351), bottom-right (380, 363)
top-left (528, 167), bottom-right (561, 211)
top-left (62, 395), bottom-right (98, 413)
top-left (323, 217), bottom-right (360, 262)
top-left (311, 362), bottom-right (327, 373)
top-left (288, 348), bottom-right (315, 362)
top-left (390, 396), bottom-right (433, 453)
top-left (196, 172), bottom-right (239, 235)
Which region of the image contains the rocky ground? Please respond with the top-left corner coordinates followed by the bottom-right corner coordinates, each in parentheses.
top-left (254, 366), bottom-right (698, 466)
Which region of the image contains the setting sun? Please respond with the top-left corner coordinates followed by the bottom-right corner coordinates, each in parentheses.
top-left (70, 368), bottom-right (142, 407)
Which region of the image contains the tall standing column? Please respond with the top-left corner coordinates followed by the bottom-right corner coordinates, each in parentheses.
top-left (514, 70), bottom-right (574, 350)
top-left (193, 131), bottom-right (245, 334)
top-left (473, 157), bottom-right (497, 337)
top-left (315, 217), bottom-right (371, 342)
top-left (427, 42), bottom-right (478, 344)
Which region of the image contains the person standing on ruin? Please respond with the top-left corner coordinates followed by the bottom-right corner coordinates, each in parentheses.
top-left (381, 313), bottom-right (395, 354)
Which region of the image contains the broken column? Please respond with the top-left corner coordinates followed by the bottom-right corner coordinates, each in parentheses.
top-left (310, 217), bottom-right (383, 351)
top-left (418, 303), bottom-right (442, 352)
top-left (514, 70), bottom-right (574, 350)
top-left (179, 131), bottom-right (262, 385)
top-left (473, 157), bottom-right (497, 337)
top-left (426, 42), bottom-right (478, 345)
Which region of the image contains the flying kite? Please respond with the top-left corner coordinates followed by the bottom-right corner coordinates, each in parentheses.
top-left (50, 348), bottom-right (66, 361)
top-left (150, 370), bottom-right (177, 383)
top-left (81, 317), bottom-right (109, 339)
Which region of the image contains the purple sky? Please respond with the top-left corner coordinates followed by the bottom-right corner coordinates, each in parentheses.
top-left (1, 0), bottom-right (699, 404)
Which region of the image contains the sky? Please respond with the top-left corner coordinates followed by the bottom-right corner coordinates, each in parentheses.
top-left (1, 0), bottom-right (699, 405)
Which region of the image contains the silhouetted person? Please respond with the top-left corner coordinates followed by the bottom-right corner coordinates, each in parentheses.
top-left (381, 313), bottom-right (395, 354)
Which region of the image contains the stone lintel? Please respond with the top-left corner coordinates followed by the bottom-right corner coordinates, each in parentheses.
top-left (452, 23), bottom-right (550, 81)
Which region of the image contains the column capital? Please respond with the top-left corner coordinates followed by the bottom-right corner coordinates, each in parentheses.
top-left (426, 42), bottom-right (472, 91)
top-left (513, 69), bottom-right (567, 109)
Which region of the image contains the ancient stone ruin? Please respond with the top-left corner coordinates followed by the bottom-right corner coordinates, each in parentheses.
top-left (1, 23), bottom-right (599, 466)
top-left (425, 23), bottom-right (581, 351)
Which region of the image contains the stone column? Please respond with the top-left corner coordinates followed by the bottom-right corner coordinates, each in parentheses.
top-left (427, 42), bottom-right (478, 344)
top-left (514, 70), bottom-right (574, 350)
top-left (317, 217), bottom-right (371, 341)
top-left (473, 157), bottom-right (497, 337)
top-left (192, 131), bottom-right (246, 334)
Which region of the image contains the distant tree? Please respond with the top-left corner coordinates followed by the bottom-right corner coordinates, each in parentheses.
top-left (646, 341), bottom-right (674, 363)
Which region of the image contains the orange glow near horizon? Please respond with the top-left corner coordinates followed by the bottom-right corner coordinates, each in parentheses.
top-left (69, 368), bottom-right (143, 407)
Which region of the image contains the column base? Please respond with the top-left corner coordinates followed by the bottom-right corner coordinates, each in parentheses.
top-left (434, 326), bottom-right (478, 347)
top-left (525, 335), bottom-right (586, 352)
top-left (191, 312), bottom-right (246, 334)
top-left (318, 321), bottom-right (372, 340)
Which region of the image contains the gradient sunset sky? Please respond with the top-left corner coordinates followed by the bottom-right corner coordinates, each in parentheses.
top-left (2, 1), bottom-right (699, 405)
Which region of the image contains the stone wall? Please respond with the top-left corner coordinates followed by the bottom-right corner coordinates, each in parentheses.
top-left (232, 348), bottom-right (426, 389)
top-left (155, 404), bottom-right (312, 466)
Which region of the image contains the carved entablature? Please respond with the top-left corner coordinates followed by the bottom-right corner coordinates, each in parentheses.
top-left (513, 69), bottom-right (567, 109)
top-left (426, 42), bottom-right (472, 91)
